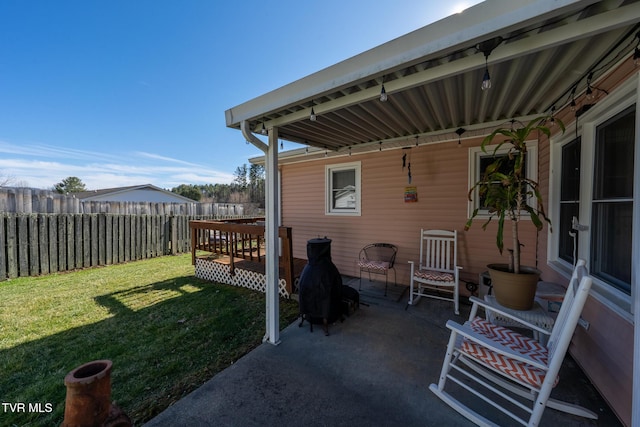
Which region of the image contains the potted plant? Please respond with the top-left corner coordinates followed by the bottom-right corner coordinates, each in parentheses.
top-left (465, 116), bottom-right (564, 310)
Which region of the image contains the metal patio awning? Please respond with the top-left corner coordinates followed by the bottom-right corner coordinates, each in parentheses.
top-left (226, 0), bottom-right (640, 153)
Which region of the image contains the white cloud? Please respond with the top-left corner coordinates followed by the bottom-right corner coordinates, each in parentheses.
top-left (135, 151), bottom-right (204, 167)
top-left (0, 141), bottom-right (235, 190)
top-left (0, 140), bottom-right (121, 163)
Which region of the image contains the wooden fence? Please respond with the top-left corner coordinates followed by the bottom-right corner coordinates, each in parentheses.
top-left (0, 187), bottom-right (253, 216)
top-left (0, 213), bottom-right (223, 281)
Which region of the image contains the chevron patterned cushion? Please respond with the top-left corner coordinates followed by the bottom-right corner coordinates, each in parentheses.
top-left (358, 260), bottom-right (390, 272)
top-left (414, 269), bottom-right (454, 282)
top-left (460, 317), bottom-right (558, 388)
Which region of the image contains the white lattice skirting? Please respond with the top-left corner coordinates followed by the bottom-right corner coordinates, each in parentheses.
top-left (195, 258), bottom-right (290, 298)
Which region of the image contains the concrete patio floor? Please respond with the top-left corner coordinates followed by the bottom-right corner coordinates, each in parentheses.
top-left (145, 278), bottom-right (621, 426)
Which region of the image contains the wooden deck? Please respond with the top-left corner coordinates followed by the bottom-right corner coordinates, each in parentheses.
top-left (197, 254), bottom-right (307, 295)
top-left (190, 218), bottom-right (300, 295)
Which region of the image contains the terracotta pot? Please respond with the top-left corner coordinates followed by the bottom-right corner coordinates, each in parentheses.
top-left (487, 264), bottom-right (540, 310)
top-left (62, 360), bottom-right (112, 427)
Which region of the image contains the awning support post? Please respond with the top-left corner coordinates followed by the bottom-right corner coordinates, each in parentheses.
top-left (241, 120), bottom-right (280, 345)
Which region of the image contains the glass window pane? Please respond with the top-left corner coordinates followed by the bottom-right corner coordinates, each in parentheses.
top-left (332, 169), bottom-right (356, 209)
top-left (560, 138), bottom-right (581, 202)
top-left (590, 201), bottom-right (633, 293)
top-left (478, 154), bottom-right (527, 209)
top-left (332, 169), bottom-right (354, 191)
top-left (594, 106), bottom-right (635, 199)
top-left (558, 138), bottom-right (581, 264)
top-left (590, 105), bottom-right (634, 294)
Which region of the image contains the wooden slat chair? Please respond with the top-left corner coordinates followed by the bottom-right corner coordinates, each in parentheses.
top-left (429, 259), bottom-right (597, 426)
top-left (407, 229), bottom-right (461, 315)
top-left (357, 243), bottom-right (398, 296)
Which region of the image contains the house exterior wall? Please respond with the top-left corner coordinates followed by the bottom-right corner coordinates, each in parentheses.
top-left (281, 138), bottom-right (542, 291)
top-left (280, 74), bottom-right (635, 423)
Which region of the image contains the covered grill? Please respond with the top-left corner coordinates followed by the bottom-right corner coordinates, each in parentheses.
top-left (298, 238), bottom-right (343, 335)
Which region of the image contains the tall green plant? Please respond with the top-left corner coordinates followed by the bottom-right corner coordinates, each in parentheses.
top-left (465, 116), bottom-right (564, 274)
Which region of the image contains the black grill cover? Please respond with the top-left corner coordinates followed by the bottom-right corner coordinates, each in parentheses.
top-left (298, 238), bottom-right (343, 323)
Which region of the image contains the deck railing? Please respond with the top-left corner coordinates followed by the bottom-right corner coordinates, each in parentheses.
top-left (189, 218), bottom-right (295, 294)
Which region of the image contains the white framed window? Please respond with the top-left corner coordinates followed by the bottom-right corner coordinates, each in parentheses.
top-left (467, 142), bottom-right (538, 219)
top-left (325, 161), bottom-right (361, 216)
top-left (550, 76), bottom-right (638, 317)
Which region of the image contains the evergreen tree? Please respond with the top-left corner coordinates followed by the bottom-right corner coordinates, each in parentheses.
top-left (171, 184), bottom-right (202, 201)
top-left (53, 176), bottom-right (87, 193)
top-left (233, 164), bottom-right (248, 189)
top-left (248, 164), bottom-right (265, 207)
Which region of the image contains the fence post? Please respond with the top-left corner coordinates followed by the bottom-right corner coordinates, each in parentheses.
top-left (58, 214), bottom-right (67, 271)
top-left (173, 216), bottom-right (179, 256)
top-left (98, 214), bottom-right (106, 266)
top-left (124, 215), bottom-right (131, 262)
top-left (90, 214), bottom-right (98, 267)
top-left (0, 214), bottom-right (6, 281)
top-left (38, 214), bottom-right (50, 275)
top-left (67, 214), bottom-right (75, 271)
top-left (49, 215), bottom-right (58, 273)
top-left (118, 215), bottom-right (125, 263)
top-left (83, 214), bottom-right (91, 268)
top-left (17, 215), bottom-right (29, 276)
top-left (7, 214), bottom-right (18, 278)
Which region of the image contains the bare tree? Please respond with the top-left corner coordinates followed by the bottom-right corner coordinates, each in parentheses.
top-left (1, 171), bottom-right (16, 187)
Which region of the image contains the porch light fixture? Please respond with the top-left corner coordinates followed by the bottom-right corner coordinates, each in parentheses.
top-left (585, 73), bottom-right (594, 100)
top-left (549, 106), bottom-right (556, 126)
top-left (476, 37), bottom-right (503, 91)
top-left (481, 62), bottom-right (491, 91)
top-left (260, 122), bottom-right (267, 135)
top-left (380, 84), bottom-right (388, 102)
top-left (455, 128), bottom-right (466, 146)
top-left (310, 107), bottom-right (317, 121)
top-left (569, 87), bottom-right (577, 111)
top-left (585, 86), bottom-right (593, 100)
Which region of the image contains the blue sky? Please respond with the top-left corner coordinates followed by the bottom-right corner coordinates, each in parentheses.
top-left (0, 0), bottom-right (482, 190)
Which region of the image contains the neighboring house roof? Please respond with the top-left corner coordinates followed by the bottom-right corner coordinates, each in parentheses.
top-left (75, 184), bottom-right (195, 203)
top-left (227, 0), bottom-right (639, 159)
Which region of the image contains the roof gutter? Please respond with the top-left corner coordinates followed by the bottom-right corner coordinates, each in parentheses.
top-left (241, 120), bottom-right (268, 153)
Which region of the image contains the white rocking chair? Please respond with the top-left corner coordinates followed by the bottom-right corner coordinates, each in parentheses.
top-left (429, 259), bottom-right (597, 426)
top-left (407, 229), bottom-right (461, 315)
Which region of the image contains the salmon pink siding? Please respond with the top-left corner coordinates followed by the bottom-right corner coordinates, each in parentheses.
top-left (280, 119), bottom-right (633, 425)
top-left (281, 137), bottom-right (543, 291)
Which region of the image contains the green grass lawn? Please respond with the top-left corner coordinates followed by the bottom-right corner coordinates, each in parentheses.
top-left (0, 254), bottom-right (300, 426)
